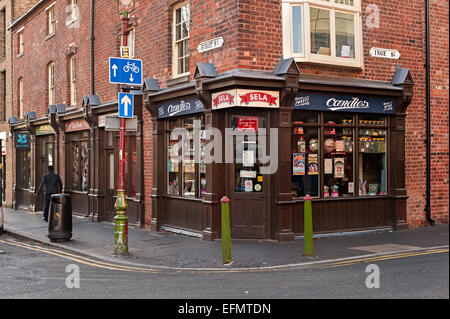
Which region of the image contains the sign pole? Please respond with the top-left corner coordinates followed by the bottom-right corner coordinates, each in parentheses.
top-left (114, 10), bottom-right (131, 255)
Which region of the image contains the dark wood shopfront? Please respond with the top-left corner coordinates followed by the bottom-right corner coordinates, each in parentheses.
top-left (35, 126), bottom-right (56, 211)
top-left (144, 61), bottom-right (414, 241)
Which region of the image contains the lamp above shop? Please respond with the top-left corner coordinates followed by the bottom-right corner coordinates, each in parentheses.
top-left (116, 0), bottom-right (135, 17)
top-left (48, 105), bottom-right (57, 114)
top-left (8, 116), bottom-right (17, 125)
top-left (56, 104), bottom-right (67, 114)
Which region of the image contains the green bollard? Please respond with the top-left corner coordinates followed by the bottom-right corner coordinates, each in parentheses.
top-left (221, 196), bottom-right (232, 264)
top-left (303, 194), bottom-right (314, 256)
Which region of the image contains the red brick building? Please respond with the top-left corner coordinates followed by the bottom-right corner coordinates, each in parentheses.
top-left (8, 0), bottom-right (448, 239)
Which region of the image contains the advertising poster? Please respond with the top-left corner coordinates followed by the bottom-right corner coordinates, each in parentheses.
top-left (292, 153), bottom-right (305, 176)
top-left (334, 158), bottom-right (345, 178)
top-left (324, 158), bottom-right (333, 174)
top-left (307, 153), bottom-right (319, 175)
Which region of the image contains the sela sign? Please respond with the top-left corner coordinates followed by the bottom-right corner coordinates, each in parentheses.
top-left (157, 98), bottom-right (205, 119)
top-left (212, 89), bottom-right (279, 110)
top-left (370, 47), bottom-right (400, 59)
top-left (293, 93), bottom-right (396, 114)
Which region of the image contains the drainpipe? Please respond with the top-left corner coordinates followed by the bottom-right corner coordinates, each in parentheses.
top-left (424, 0), bottom-right (435, 225)
top-left (90, 0), bottom-right (95, 95)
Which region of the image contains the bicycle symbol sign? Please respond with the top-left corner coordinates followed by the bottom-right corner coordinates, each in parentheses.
top-left (109, 57), bottom-right (143, 85)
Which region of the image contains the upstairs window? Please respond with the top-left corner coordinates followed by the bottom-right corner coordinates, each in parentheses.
top-left (69, 55), bottom-right (76, 107)
top-left (48, 62), bottom-right (56, 105)
top-left (172, 2), bottom-right (190, 77)
top-left (18, 78), bottom-right (24, 119)
top-left (282, 0), bottom-right (362, 68)
top-left (47, 4), bottom-right (56, 35)
top-left (17, 28), bottom-right (24, 55)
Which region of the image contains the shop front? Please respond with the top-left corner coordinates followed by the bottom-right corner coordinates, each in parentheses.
top-left (144, 60), bottom-right (414, 241)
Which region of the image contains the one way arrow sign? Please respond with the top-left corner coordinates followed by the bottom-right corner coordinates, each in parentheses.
top-left (118, 92), bottom-right (134, 118)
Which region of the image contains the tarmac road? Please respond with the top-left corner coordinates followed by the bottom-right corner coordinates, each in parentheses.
top-left (0, 235), bottom-right (448, 300)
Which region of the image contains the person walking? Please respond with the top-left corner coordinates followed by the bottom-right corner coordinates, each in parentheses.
top-left (35, 165), bottom-right (63, 222)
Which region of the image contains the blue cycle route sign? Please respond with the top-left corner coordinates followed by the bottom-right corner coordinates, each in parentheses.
top-left (109, 57), bottom-right (143, 86)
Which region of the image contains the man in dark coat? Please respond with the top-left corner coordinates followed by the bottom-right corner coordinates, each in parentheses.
top-left (35, 166), bottom-right (62, 221)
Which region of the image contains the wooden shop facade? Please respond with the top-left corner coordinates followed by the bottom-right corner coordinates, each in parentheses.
top-left (144, 59), bottom-right (414, 241)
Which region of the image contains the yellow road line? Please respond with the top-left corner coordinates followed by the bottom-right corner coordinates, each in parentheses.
top-left (322, 248), bottom-right (449, 268)
top-left (0, 239), bottom-right (160, 273)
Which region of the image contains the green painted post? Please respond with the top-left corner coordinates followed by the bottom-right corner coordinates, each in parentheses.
top-left (304, 195), bottom-right (314, 256)
top-left (221, 196), bottom-right (232, 264)
top-left (114, 190), bottom-right (128, 255)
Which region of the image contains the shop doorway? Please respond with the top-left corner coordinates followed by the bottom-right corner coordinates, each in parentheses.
top-left (35, 135), bottom-right (55, 211)
top-left (105, 131), bottom-right (116, 221)
top-left (228, 113), bottom-right (269, 239)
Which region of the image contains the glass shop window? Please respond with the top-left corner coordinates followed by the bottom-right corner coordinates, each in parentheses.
top-left (323, 115), bottom-right (354, 197)
top-left (69, 131), bottom-right (89, 192)
top-left (166, 115), bottom-right (206, 198)
top-left (358, 115), bottom-right (387, 196)
top-left (232, 116), bottom-right (266, 193)
top-left (291, 122), bottom-right (320, 198)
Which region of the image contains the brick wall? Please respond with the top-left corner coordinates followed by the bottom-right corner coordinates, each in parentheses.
top-left (12, 0), bottom-right (40, 20)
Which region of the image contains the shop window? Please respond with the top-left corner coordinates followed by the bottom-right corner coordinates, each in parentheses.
top-left (282, 0), bottom-right (362, 68)
top-left (291, 112), bottom-right (387, 199)
top-left (68, 131), bottom-right (89, 192)
top-left (17, 148), bottom-right (31, 189)
top-left (166, 115), bottom-right (206, 198)
top-left (232, 116), bottom-right (267, 193)
top-left (358, 115), bottom-right (387, 196)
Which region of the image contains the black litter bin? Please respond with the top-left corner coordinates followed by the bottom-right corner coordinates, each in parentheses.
top-left (48, 194), bottom-right (72, 242)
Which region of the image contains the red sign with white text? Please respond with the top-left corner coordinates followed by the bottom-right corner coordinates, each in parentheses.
top-left (237, 117), bottom-right (258, 132)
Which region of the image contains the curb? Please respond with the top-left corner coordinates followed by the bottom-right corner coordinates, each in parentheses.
top-left (3, 227), bottom-right (449, 272)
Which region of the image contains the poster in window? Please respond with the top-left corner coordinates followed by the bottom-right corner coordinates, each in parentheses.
top-left (244, 180), bottom-right (253, 192)
top-left (243, 150), bottom-right (255, 167)
top-left (237, 117), bottom-right (258, 132)
top-left (307, 153), bottom-right (318, 175)
top-left (334, 158), bottom-right (345, 179)
top-left (324, 158), bottom-right (333, 174)
top-left (292, 153), bottom-right (305, 176)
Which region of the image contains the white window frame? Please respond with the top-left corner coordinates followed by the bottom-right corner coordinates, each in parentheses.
top-left (17, 27), bottom-right (24, 55)
top-left (70, 55), bottom-right (76, 107)
top-left (47, 3), bottom-right (56, 35)
top-left (18, 78), bottom-right (24, 119)
top-left (71, 0), bottom-right (78, 22)
top-left (48, 62), bottom-right (56, 105)
top-left (282, 0), bottom-right (363, 68)
top-left (172, 1), bottom-right (190, 78)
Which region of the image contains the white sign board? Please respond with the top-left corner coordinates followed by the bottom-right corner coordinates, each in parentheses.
top-left (197, 37), bottom-right (224, 53)
top-left (370, 47), bottom-right (400, 59)
top-left (104, 115), bottom-right (138, 132)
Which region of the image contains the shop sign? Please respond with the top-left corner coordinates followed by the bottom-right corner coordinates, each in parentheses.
top-left (293, 92), bottom-right (396, 114)
top-left (197, 37), bottom-right (224, 53)
top-left (35, 125), bottom-right (55, 136)
top-left (157, 98), bottom-right (205, 119)
top-left (14, 131), bottom-right (31, 149)
top-left (212, 89), bottom-right (279, 110)
top-left (65, 119), bottom-right (90, 132)
top-left (370, 47), bottom-right (400, 59)
top-left (237, 116), bottom-right (258, 132)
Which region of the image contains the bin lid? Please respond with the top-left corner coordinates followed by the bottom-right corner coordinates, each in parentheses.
top-left (51, 193), bottom-right (71, 198)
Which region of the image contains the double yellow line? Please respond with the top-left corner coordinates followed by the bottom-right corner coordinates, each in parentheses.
top-left (0, 238), bottom-right (161, 273)
top-left (321, 247), bottom-right (449, 268)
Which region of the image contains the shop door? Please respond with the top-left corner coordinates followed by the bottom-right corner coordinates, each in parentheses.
top-left (36, 136), bottom-right (55, 211)
top-left (228, 114), bottom-right (269, 239)
top-left (106, 150), bottom-right (116, 220)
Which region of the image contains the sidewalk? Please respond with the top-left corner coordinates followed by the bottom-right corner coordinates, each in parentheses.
top-left (2, 207), bottom-right (448, 270)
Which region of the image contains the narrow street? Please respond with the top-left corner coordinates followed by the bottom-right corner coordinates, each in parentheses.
top-left (0, 235), bottom-right (448, 299)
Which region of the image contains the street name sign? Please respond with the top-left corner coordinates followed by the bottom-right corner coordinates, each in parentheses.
top-left (369, 47), bottom-right (400, 59)
top-left (118, 92), bottom-right (134, 118)
top-left (109, 57), bottom-right (143, 85)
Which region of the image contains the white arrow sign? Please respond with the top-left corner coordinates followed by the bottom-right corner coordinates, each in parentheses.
top-left (121, 94), bottom-right (132, 117)
top-left (130, 73), bottom-right (134, 82)
top-left (112, 64), bottom-right (118, 77)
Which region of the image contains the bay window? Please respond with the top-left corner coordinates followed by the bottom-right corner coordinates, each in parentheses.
top-left (283, 0), bottom-right (362, 68)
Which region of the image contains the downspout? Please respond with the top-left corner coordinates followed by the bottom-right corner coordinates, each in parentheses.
top-left (424, 0), bottom-right (435, 225)
top-left (90, 0), bottom-right (95, 95)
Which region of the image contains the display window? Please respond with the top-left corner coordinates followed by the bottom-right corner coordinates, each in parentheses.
top-left (67, 131), bottom-right (89, 192)
top-left (291, 112), bottom-right (388, 199)
top-left (166, 115), bottom-right (206, 198)
top-left (17, 148), bottom-right (31, 189)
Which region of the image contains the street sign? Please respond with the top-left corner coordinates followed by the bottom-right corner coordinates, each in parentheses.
top-left (109, 57), bottom-right (143, 85)
top-left (118, 92), bottom-right (134, 118)
top-left (104, 115), bottom-right (138, 132)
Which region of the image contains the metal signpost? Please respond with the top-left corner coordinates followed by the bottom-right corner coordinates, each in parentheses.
top-left (111, 0), bottom-right (138, 255)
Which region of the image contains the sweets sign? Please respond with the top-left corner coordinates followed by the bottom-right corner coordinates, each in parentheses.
top-left (212, 89), bottom-right (279, 110)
